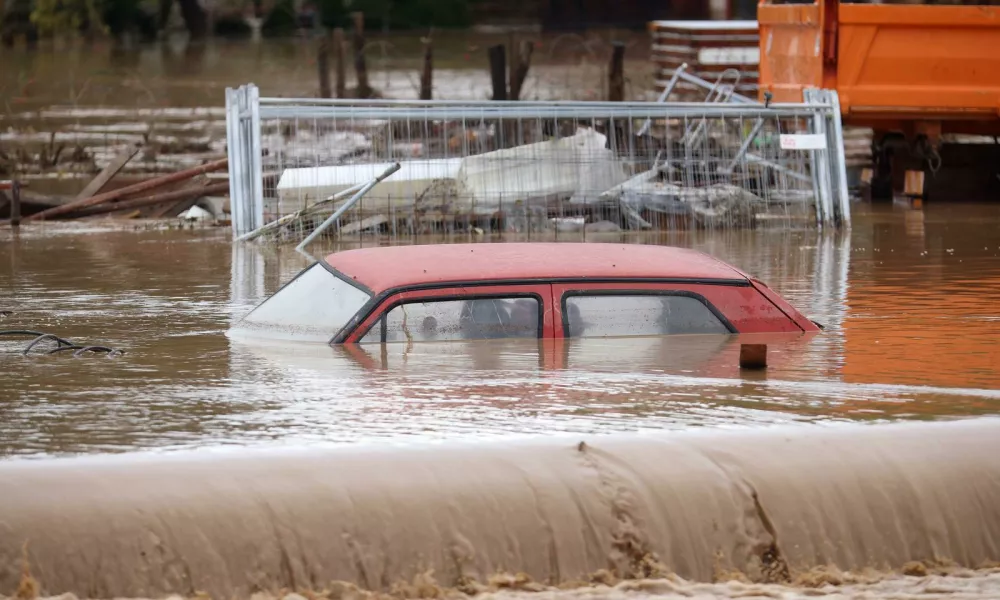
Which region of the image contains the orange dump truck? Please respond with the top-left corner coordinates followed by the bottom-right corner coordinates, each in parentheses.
top-left (757, 0), bottom-right (1000, 198)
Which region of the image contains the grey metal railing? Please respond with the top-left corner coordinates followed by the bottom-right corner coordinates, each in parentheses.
top-left (225, 83), bottom-right (850, 242)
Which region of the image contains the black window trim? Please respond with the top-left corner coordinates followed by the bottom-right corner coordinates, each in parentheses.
top-left (559, 289), bottom-right (738, 338)
top-left (319, 259), bottom-right (376, 295)
top-left (355, 291), bottom-right (546, 344)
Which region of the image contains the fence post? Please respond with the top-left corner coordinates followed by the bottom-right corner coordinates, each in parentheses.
top-left (488, 44), bottom-right (507, 101)
top-left (420, 37), bottom-right (433, 100)
top-left (225, 87), bottom-right (244, 237)
top-left (248, 84), bottom-right (264, 233)
top-left (10, 181), bottom-right (20, 230)
top-left (805, 89), bottom-right (834, 227)
top-left (824, 90), bottom-right (851, 227)
top-left (236, 86), bottom-right (251, 236)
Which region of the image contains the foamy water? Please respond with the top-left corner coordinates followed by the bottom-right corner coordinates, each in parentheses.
top-left (2, 419), bottom-right (999, 598)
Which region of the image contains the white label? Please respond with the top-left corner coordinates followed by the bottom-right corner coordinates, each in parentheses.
top-left (697, 47), bottom-right (760, 66)
top-left (780, 134), bottom-right (826, 150)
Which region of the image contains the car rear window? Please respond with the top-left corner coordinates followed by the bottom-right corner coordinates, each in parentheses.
top-left (361, 297), bottom-right (540, 343)
top-left (564, 293), bottom-right (731, 338)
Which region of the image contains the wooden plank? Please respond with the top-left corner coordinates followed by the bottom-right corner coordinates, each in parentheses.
top-left (73, 144), bottom-right (141, 202)
top-left (69, 182), bottom-right (229, 218)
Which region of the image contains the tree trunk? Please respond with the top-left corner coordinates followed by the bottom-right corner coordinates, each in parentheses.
top-left (158, 0), bottom-right (173, 30)
top-left (177, 0), bottom-right (208, 39)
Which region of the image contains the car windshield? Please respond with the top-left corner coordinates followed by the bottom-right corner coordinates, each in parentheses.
top-left (231, 263), bottom-right (372, 343)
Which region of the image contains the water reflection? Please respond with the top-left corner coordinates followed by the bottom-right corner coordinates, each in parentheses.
top-left (1, 203), bottom-right (999, 457)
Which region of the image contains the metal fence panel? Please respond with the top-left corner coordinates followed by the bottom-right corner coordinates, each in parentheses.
top-left (225, 84), bottom-right (849, 242)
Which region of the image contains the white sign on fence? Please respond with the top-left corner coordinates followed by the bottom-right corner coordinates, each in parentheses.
top-left (780, 134), bottom-right (827, 150)
top-left (697, 47), bottom-right (761, 66)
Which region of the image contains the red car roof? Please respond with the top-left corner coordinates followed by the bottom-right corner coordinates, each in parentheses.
top-left (325, 243), bottom-right (749, 293)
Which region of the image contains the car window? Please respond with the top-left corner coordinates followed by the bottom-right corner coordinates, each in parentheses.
top-left (359, 323), bottom-right (382, 344)
top-left (363, 297), bottom-right (540, 344)
top-left (564, 294), bottom-right (730, 338)
top-left (234, 263), bottom-right (372, 343)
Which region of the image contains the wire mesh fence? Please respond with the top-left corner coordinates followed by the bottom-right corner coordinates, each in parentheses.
top-left (227, 85), bottom-right (850, 244)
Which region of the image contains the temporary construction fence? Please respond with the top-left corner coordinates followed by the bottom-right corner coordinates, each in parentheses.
top-left (225, 82), bottom-right (850, 244)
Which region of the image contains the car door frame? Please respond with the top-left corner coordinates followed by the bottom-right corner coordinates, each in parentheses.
top-left (338, 282), bottom-right (556, 344)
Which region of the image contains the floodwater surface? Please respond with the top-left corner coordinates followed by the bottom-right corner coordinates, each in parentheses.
top-left (0, 35), bottom-right (655, 191)
top-left (2, 202), bottom-right (1000, 457)
top-left (5, 33), bottom-right (1000, 600)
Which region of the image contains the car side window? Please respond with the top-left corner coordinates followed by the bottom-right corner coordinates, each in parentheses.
top-left (366, 297), bottom-right (540, 344)
top-left (564, 294), bottom-right (731, 338)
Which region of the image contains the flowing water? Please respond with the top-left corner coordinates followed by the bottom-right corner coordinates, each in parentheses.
top-left (4, 33), bottom-right (1000, 600)
top-left (0, 35), bottom-right (654, 189)
top-left (3, 202), bottom-right (1000, 457)
top-left (3, 197), bottom-right (1000, 599)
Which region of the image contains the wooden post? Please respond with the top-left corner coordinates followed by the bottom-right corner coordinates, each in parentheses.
top-left (352, 12), bottom-right (373, 99)
top-left (317, 33), bottom-right (331, 98)
top-left (333, 28), bottom-right (347, 99)
top-left (904, 170), bottom-right (926, 199)
top-left (608, 41), bottom-right (626, 102)
top-left (739, 344), bottom-right (767, 370)
top-left (488, 44), bottom-right (507, 101)
top-left (509, 39), bottom-right (534, 101)
top-left (10, 181), bottom-right (20, 230)
top-left (419, 37), bottom-right (433, 101)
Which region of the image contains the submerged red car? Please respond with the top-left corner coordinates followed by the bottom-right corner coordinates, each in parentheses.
top-left (231, 243), bottom-right (820, 344)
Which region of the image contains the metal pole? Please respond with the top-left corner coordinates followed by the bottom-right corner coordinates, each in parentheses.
top-left (723, 117), bottom-right (765, 173)
top-left (295, 162), bottom-right (400, 253)
top-left (637, 63), bottom-right (687, 136)
top-left (673, 69), bottom-right (759, 104)
top-left (235, 179), bottom-right (368, 243)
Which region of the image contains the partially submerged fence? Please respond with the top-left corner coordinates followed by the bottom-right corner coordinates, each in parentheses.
top-left (225, 83), bottom-right (849, 242)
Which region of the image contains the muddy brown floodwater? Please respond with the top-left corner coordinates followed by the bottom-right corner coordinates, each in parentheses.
top-left (3, 202), bottom-right (1000, 456)
top-left (0, 36), bottom-right (655, 189)
top-left (2, 201), bottom-right (1000, 600)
